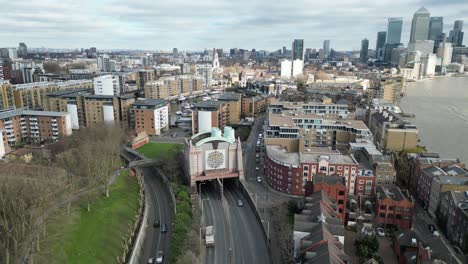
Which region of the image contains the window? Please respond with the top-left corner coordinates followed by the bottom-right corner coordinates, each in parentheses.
top-left (329, 166), bottom-right (335, 172)
top-left (380, 205), bottom-right (386, 210)
top-left (359, 186), bottom-right (364, 190)
top-left (338, 191), bottom-right (344, 195)
top-left (303, 165), bottom-right (309, 171)
top-left (359, 180), bottom-right (364, 184)
top-left (387, 214), bottom-right (394, 218)
top-left (396, 214), bottom-right (402, 219)
top-left (338, 200), bottom-right (344, 204)
top-left (389, 206), bottom-right (394, 210)
top-left (338, 166), bottom-right (342, 170)
top-left (379, 213), bottom-right (385, 218)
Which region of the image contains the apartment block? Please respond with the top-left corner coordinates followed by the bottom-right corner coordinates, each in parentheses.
top-left (268, 98), bottom-right (352, 119)
top-left (266, 111), bottom-right (371, 150)
top-left (191, 101), bottom-right (228, 134)
top-left (264, 144), bottom-right (360, 196)
top-left (130, 99), bottom-right (169, 136)
top-left (84, 95), bottom-right (135, 127)
top-left (93, 75), bottom-right (120, 96)
top-left (308, 175), bottom-right (347, 221)
top-left (368, 109), bottom-right (419, 152)
top-left (145, 75), bottom-right (204, 99)
top-left (217, 93), bottom-right (242, 125)
top-left (0, 80), bottom-right (14, 109)
top-left (415, 164), bottom-right (468, 215)
top-left (293, 191), bottom-right (348, 263)
top-left (439, 191), bottom-right (468, 253)
top-left (0, 80), bottom-right (94, 110)
top-left (241, 94), bottom-right (269, 118)
top-left (43, 89), bottom-right (92, 129)
top-left (136, 70), bottom-right (155, 90)
top-left (375, 186), bottom-right (414, 229)
top-left (376, 77), bottom-right (405, 104)
top-left (0, 109), bottom-right (72, 149)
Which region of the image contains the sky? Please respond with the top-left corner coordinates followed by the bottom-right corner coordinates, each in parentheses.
top-left (0, 0), bottom-right (467, 51)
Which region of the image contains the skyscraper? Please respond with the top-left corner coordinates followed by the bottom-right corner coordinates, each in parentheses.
top-left (376, 32), bottom-right (387, 59)
top-left (292, 39), bottom-right (304, 60)
top-left (323, 40), bottom-right (330, 59)
top-left (410, 7), bottom-right (431, 43)
top-left (429, 17), bottom-right (444, 52)
top-left (387, 18), bottom-right (403, 44)
top-left (18, 43), bottom-right (27, 58)
top-left (447, 20), bottom-right (464, 47)
top-left (360, 38), bottom-right (369, 63)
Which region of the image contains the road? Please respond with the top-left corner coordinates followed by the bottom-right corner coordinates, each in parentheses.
top-left (202, 180), bottom-right (272, 264)
top-left (202, 183), bottom-right (229, 264)
top-left (123, 150), bottom-right (174, 264)
top-left (138, 166), bottom-right (174, 264)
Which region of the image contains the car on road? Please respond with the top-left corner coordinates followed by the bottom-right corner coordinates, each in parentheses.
top-left (153, 220), bottom-right (160, 228)
top-left (237, 199), bottom-right (243, 207)
top-left (156, 251), bottom-right (164, 263)
top-left (257, 177), bottom-right (262, 183)
top-left (147, 257), bottom-right (154, 264)
top-left (428, 224), bottom-right (436, 233)
top-left (256, 153), bottom-right (260, 158)
top-left (376, 227), bottom-right (385, 237)
top-left (256, 166), bottom-right (259, 171)
top-left (161, 224), bottom-right (167, 233)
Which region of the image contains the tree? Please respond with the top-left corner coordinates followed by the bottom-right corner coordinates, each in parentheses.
top-left (355, 235), bottom-right (379, 260)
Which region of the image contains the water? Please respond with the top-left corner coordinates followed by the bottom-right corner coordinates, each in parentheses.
top-left (400, 76), bottom-right (468, 164)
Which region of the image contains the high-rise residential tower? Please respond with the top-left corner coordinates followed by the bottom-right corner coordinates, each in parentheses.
top-left (360, 38), bottom-right (369, 63)
top-left (323, 40), bottom-right (330, 59)
top-left (387, 18), bottom-right (403, 44)
top-left (292, 39), bottom-right (304, 60)
top-left (410, 7), bottom-right (431, 43)
top-left (447, 20), bottom-right (464, 47)
top-left (376, 32), bottom-right (387, 59)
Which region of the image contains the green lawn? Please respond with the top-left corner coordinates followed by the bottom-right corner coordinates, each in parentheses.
top-left (36, 170), bottom-right (140, 264)
top-left (136, 142), bottom-right (183, 160)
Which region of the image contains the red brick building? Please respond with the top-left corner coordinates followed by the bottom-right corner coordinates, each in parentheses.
top-left (308, 175), bottom-right (347, 222)
top-left (264, 144), bottom-right (359, 196)
top-left (376, 186), bottom-right (414, 229)
top-left (393, 229), bottom-right (431, 264)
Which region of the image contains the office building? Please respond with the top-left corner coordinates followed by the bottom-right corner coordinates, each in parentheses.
top-left (93, 75), bottom-right (120, 96)
top-left (375, 186), bottom-right (414, 229)
top-left (292, 39), bottom-right (304, 60)
top-left (421, 53), bottom-right (437, 77)
top-left (429, 17), bottom-right (444, 51)
top-left (410, 7), bottom-right (430, 43)
top-left (437, 42), bottom-right (453, 67)
top-left (0, 108), bottom-right (72, 147)
top-left (384, 43), bottom-right (403, 63)
top-left (130, 99), bottom-right (169, 136)
top-left (387, 18), bottom-right (403, 44)
top-left (323, 40), bottom-right (330, 59)
top-left (360, 38), bottom-right (369, 63)
top-left (0, 48), bottom-right (18, 60)
top-left (408, 40), bottom-right (435, 56)
top-left (376, 31), bottom-right (387, 60)
top-left (184, 127), bottom-right (244, 188)
top-left (447, 20), bottom-right (464, 47)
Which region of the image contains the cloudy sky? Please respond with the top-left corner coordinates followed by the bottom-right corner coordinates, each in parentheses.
top-left (0, 0), bottom-right (467, 51)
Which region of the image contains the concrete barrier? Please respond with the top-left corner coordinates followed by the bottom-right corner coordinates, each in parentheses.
top-left (237, 179), bottom-right (277, 264)
top-left (128, 172), bottom-right (149, 264)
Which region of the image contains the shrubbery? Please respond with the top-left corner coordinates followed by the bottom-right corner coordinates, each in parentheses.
top-left (169, 186), bottom-right (192, 263)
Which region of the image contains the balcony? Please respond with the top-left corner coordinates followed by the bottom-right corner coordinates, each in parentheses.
top-left (29, 117), bottom-right (37, 121)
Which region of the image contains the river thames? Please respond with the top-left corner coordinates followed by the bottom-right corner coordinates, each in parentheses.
top-left (400, 76), bottom-right (468, 164)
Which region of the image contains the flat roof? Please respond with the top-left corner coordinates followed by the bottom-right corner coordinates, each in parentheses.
top-left (0, 109), bottom-right (68, 119)
top-left (266, 145), bottom-right (357, 167)
top-left (132, 98), bottom-right (167, 107)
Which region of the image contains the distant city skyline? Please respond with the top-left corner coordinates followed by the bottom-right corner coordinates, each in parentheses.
top-left (0, 0), bottom-right (467, 51)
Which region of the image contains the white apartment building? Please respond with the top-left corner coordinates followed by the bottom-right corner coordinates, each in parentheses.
top-left (93, 75), bottom-right (120, 96)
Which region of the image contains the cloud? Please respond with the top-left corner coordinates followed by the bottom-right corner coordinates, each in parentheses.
top-left (0, 0), bottom-right (466, 51)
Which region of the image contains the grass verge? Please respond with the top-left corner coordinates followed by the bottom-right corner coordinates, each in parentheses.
top-left (136, 142), bottom-right (182, 160)
top-left (36, 170), bottom-right (140, 264)
top-left (170, 185), bottom-right (192, 263)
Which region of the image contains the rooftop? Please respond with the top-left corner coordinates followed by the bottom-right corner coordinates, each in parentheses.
top-left (132, 98), bottom-right (167, 107)
top-left (0, 108), bottom-right (69, 119)
top-left (193, 100), bottom-right (224, 109)
top-left (217, 92), bottom-right (240, 101)
top-left (376, 185), bottom-right (410, 202)
top-left (266, 145), bottom-right (357, 167)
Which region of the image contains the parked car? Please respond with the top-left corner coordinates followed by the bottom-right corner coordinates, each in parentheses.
top-left (256, 166), bottom-right (259, 171)
top-left (237, 199), bottom-right (243, 207)
top-left (257, 177), bottom-right (262, 183)
top-left (147, 257), bottom-right (154, 264)
top-left (376, 227), bottom-right (385, 237)
top-left (153, 220), bottom-right (160, 228)
top-left (161, 224), bottom-right (167, 233)
top-left (256, 153), bottom-right (260, 158)
top-left (156, 251), bottom-right (164, 263)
